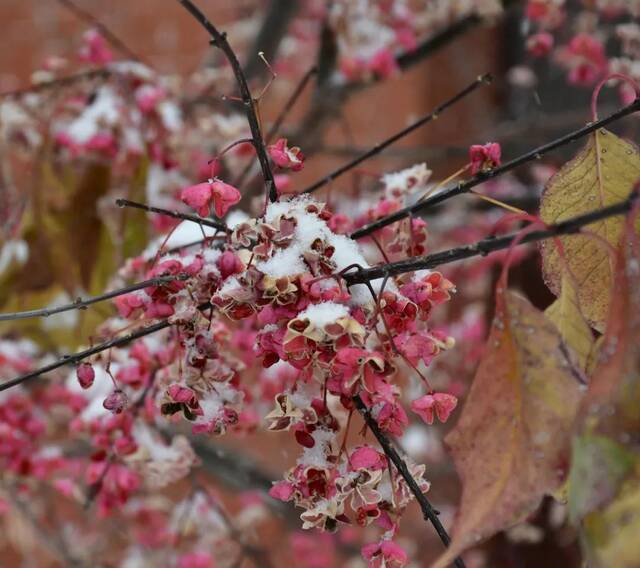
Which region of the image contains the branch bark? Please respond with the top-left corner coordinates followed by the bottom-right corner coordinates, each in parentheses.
top-left (345, 193), bottom-right (639, 285)
top-left (353, 395), bottom-right (466, 568)
top-left (350, 97), bottom-right (640, 240)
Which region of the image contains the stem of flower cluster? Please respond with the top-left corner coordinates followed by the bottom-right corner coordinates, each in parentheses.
top-left (352, 394), bottom-right (466, 568)
top-left (350, 97), bottom-right (640, 240)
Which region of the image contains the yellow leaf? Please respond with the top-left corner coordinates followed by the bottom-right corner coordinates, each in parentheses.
top-left (539, 128), bottom-right (640, 331)
top-left (545, 273), bottom-right (594, 371)
top-left (433, 291), bottom-right (582, 568)
top-left (582, 476), bottom-right (640, 568)
top-left (567, 221), bottom-right (640, 566)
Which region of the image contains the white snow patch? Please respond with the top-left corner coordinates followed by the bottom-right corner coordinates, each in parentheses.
top-left (297, 302), bottom-right (349, 327)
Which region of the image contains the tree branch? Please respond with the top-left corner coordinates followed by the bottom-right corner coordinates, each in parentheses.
top-left (0, 320), bottom-right (168, 392)
top-left (0, 275), bottom-right (188, 322)
top-left (234, 65), bottom-right (317, 189)
top-left (116, 198), bottom-right (230, 233)
top-left (302, 74), bottom-right (492, 195)
top-left (56, 0), bottom-right (145, 63)
top-left (349, 97), bottom-right (640, 240)
top-left (353, 395), bottom-right (466, 568)
top-left (345, 193), bottom-right (639, 285)
top-left (177, 0), bottom-right (277, 202)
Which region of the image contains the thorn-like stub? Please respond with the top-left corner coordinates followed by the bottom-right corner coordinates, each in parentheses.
top-left (480, 73), bottom-right (493, 84)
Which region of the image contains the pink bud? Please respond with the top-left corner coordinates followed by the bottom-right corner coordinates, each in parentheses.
top-left (76, 362), bottom-right (95, 389)
top-left (103, 389), bottom-right (128, 414)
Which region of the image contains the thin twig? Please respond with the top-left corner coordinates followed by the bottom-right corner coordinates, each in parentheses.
top-left (177, 0), bottom-right (277, 202)
top-left (353, 395), bottom-right (466, 568)
top-left (243, 0), bottom-right (299, 80)
top-left (350, 97), bottom-right (640, 240)
top-left (56, 0), bottom-right (145, 63)
top-left (0, 275), bottom-right (188, 322)
top-left (345, 193), bottom-right (639, 285)
top-left (302, 74), bottom-right (492, 195)
top-left (266, 65), bottom-right (318, 143)
top-left (116, 198), bottom-right (230, 233)
top-left (235, 65), bottom-right (318, 189)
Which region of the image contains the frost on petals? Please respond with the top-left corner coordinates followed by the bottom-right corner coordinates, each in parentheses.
top-left (469, 143), bottom-right (501, 175)
top-left (410, 393), bottom-right (458, 425)
top-left (76, 362), bottom-right (95, 389)
top-left (103, 389), bottom-right (128, 414)
top-left (268, 138), bottom-right (305, 172)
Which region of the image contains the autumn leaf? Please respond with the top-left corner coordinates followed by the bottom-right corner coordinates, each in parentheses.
top-left (545, 273), bottom-right (594, 372)
top-left (433, 291), bottom-right (582, 568)
top-left (539, 128), bottom-right (640, 331)
top-left (568, 219), bottom-right (640, 567)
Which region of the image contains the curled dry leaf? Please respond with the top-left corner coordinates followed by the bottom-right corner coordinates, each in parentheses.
top-left (568, 219), bottom-right (640, 567)
top-left (539, 128), bottom-right (640, 331)
top-left (433, 290), bottom-right (582, 568)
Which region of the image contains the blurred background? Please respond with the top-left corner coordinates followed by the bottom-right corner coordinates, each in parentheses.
top-left (0, 1), bottom-right (637, 567)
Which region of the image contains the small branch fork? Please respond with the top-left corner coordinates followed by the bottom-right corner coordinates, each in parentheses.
top-left (116, 198), bottom-right (230, 233)
top-left (177, 0), bottom-right (277, 202)
top-left (3, 195), bottom-right (636, 393)
top-left (302, 74), bottom-right (493, 195)
top-left (0, 274), bottom-right (188, 322)
top-left (350, 97), bottom-right (640, 240)
top-left (345, 192), bottom-right (639, 285)
top-left (353, 395), bottom-right (466, 568)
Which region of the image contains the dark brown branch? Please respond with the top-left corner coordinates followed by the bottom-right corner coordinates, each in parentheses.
top-left (0, 319), bottom-right (169, 392)
top-left (56, 0), bottom-right (145, 63)
top-left (353, 395), bottom-right (465, 568)
top-left (234, 65), bottom-right (317, 190)
top-left (0, 296), bottom-right (212, 392)
top-left (302, 74), bottom-right (492, 195)
top-left (0, 275), bottom-right (188, 322)
top-left (177, 0), bottom-right (277, 202)
top-left (350, 97), bottom-right (640, 240)
top-left (345, 193), bottom-right (639, 285)
top-left (116, 198), bottom-right (230, 233)
top-left (0, 69), bottom-right (111, 99)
